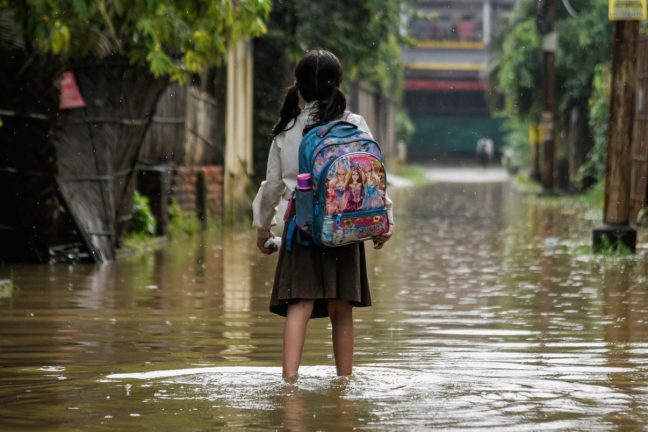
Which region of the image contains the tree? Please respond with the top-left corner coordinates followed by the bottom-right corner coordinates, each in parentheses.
top-left (491, 0), bottom-right (612, 187)
top-left (556, 0), bottom-right (611, 118)
top-left (261, 0), bottom-right (406, 94)
top-left (0, 0), bottom-right (271, 81)
top-left (495, 18), bottom-right (542, 122)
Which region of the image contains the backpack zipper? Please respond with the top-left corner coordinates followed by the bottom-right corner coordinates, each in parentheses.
top-left (308, 136), bottom-right (382, 173)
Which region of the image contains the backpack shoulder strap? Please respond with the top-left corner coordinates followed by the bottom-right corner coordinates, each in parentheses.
top-left (316, 112), bottom-right (357, 138)
top-left (302, 121), bottom-right (323, 136)
top-left (303, 111), bottom-right (353, 137)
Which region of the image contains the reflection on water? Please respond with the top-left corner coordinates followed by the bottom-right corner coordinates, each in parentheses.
top-left (1, 177), bottom-right (648, 431)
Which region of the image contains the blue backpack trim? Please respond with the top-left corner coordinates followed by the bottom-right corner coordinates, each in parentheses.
top-left (285, 216), bottom-right (312, 252)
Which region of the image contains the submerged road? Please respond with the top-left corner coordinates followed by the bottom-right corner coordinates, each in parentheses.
top-left (1, 168), bottom-right (648, 431)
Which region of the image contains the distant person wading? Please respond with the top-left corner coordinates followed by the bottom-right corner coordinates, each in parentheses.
top-left (476, 136), bottom-right (494, 168)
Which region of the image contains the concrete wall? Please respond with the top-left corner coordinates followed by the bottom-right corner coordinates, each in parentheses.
top-left (349, 81), bottom-right (399, 169)
top-left (224, 40), bottom-right (254, 223)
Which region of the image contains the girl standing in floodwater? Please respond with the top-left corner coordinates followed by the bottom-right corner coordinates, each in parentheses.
top-left (252, 49), bottom-right (394, 382)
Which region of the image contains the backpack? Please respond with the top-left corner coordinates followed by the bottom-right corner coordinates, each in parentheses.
top-left (286, 115), bottom-right (390, 250)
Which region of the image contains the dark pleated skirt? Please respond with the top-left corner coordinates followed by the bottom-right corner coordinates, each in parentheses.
top-left (269, 222), bottom-right (372, 319)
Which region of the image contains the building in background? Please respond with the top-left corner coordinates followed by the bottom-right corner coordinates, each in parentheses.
top-left (403, 0), bottom-right (518, 159)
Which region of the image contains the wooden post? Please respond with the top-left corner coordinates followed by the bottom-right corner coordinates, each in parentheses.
top-left (196, 170), bottom-right (208, 230)
top-left (630, 37), bottom-right (648, 222)
top-left (539, 0), bottom-right (556, 193)
top-left (593, 20), bottom-right (639, 253)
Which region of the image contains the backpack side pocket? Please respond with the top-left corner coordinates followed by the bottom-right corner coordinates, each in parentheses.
top-left (295, 188), bottom-right (314, 234)
top-left (320, 208), bottom-right (389, 247)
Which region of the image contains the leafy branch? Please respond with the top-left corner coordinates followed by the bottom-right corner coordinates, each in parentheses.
top-left (1, 0), bottom-right (271, 81)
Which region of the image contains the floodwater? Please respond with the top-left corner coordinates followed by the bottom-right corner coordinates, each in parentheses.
top-left (1, 168), bottom-right (648, 431)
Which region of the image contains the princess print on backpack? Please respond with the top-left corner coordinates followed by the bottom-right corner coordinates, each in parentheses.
top-left (326, 164), bottom-right (347, 215)
top-left (363, 160), bottom-right (385, 210)
top-left (342, 165), bottom-right (365, 212)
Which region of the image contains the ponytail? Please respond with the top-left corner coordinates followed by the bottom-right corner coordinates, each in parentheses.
top-left (271, 85), bottom-right (301, 138)
top-left (314, 86), bottom-right (346, 123)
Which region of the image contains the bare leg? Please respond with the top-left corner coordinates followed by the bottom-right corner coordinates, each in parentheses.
top-left (327, 299), bottom-right (354, 376)
top-left (283, 300), bottom-right (314, 382)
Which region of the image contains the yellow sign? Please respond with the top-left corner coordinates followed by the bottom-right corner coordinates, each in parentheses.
top-left (528, 124), bottom-right (544, 147)
top-left (609, 0), bottom-right (647, 20)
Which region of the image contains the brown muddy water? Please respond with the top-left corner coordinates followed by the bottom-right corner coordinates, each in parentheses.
top-left (1, 172), bottom-right (648, 431)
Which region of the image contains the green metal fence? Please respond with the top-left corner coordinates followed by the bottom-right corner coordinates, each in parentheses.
top-left (408, 115), bottom-right (506, 158)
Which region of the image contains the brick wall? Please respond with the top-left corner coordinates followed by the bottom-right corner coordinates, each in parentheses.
top-left (171, 166), bottom-right (224, 218)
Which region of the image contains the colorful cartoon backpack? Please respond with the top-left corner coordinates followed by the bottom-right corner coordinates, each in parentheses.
top-left (286, 114), bottom-right (390, 250)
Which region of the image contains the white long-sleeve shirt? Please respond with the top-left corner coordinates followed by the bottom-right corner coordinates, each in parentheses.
top-left (252, 101), bottom-right (394, 231)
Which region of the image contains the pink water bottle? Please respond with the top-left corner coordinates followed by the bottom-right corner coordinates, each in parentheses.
top-left (297, 173), bottom-right (311, 190)
top-left (295, 173), bottom-right (313, 231)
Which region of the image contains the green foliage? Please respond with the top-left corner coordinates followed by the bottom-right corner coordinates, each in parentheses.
top-left (513, 173), bottom-right (542, 194)
top-left (268, 0), bottom-right (407, 96)
top-left (396, 164), bottom-right (427, 186)
top-left (121, 233), bottom-right (164, 255)
top-left (129, 191), bottom-right (156, 237)
top-left (579, 65), bottom-right (609, 186)
top-left (396, 109), bottom-right (415, 144)
top-left (496, 18), bottom-right (542, 121)
top-left (1, 0), bottom-right (271, 81)
top-left (168, 200), bottom-right (201, 237)
top-left (492, 0), bottom-right (612, 178)
top-left (494, 0), bottom-right (611, 121)
top-left (593, 235), bottom-right (634, 256)
top-left (0, 278), bottom-right (16, 299)
top-left (501, 117), bottom-right (532, 174)
top-left (556, 0), bottom-right (611, 115)
top-left (582, 178), bottom-right (605, 209)
top-left (564, 239), bottom-right (633, 257)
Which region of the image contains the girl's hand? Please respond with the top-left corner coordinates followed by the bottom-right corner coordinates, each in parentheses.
top-left (257, 230), bottom-right (277, 254)
top-left (372, 226), bottom-right (393, 250)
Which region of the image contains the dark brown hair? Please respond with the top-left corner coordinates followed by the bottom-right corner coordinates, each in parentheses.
top-left (271, 49), bottom-right (347, 137)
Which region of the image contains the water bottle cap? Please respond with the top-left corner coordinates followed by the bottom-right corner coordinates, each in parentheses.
top-left (297, 173), bottom-right (311, 189)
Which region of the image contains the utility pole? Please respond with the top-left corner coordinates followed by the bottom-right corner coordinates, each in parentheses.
top-left (592, 1), bottom-right (644, 253)
top-left (538, 0), bottom-right (557, 193)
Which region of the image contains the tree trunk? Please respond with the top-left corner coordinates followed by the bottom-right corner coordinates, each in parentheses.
top-left (568, 106), bottom-right (593, 190)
